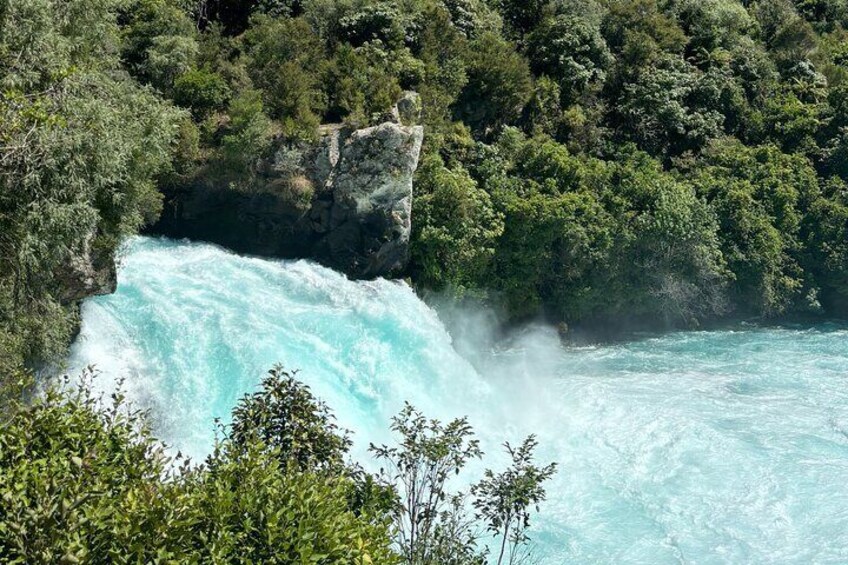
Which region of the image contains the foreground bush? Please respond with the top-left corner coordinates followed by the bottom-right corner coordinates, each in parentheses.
top-left (0, 367), bottom-right (554, 564)
top-left (0, 369), bottom-right (396, 564)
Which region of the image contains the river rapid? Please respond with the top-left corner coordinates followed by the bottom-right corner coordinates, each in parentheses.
top-left (69, 236), bottom-right (848, 564)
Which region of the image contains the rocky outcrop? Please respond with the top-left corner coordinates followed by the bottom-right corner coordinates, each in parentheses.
top-left (154, 97), bottom-right (424, 279)
top-left (310, 122), bottom-right (423, 277)
top-left (57, 230), bottom-right (117, 303)
top-left (390, 91), bottom-right (422, 127)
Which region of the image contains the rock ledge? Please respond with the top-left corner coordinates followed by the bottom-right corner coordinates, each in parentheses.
top-left (155, 105), bottom-right (424, 278)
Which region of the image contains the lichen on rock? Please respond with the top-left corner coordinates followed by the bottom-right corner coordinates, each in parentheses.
top-left (315, 121), bottom-right (423, 277)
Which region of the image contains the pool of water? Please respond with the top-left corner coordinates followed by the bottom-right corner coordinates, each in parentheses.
top-left (70, 236), bottom-right (848, 563)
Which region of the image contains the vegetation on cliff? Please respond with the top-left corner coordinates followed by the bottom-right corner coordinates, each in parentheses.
top-left (4, 0), bottom-right (848, 373)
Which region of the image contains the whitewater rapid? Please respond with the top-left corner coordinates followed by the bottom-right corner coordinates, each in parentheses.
top-left (69, 237), bottom-right (848, 563)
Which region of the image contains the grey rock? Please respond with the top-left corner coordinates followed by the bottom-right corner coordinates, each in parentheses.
top-left (395, 91), bottom-right (422, 126)
top-left (57, 230), bottom-right (116, 303)
top-left (319, 122), bottom-right (423, 277)
top-left (155, 97), bottom-right (425, 279)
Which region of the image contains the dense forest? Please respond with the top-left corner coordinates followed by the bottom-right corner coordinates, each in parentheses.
top-left (2, 0), bottom-right (848, 561)
top-left (4, 0), bottom-right (848, 373)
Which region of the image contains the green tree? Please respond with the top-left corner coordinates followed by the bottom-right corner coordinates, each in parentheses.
top-left (0, 368), bottom-right (399, 564)
top-left (0, 370), bottom-right (194, 563)
top-left (801, 178), bottom-right (848, 312)
top-left (490, 180), bottom-right (616, 320)
top-left (338, 3), bottom-right (409, 50)
top-left (606, 149), bottom-right (729, 325)
top-left (691, 140), bottom-right (821, 315)
top-left (219, 88), bottom-right (273, 178)
top-left (524, 75), bottom-right (564, 137)
top-left (414, 4), bottom-right (470, 143)
top-left (242, 15), bottom-right (327, 136)
top-left (617, 54), bottom-right (725, 156)
top-left (120, 0), bottom-right (198, 92)
top-left (323, 42), bottom-right (402, 125)
top-left (0, 0), bottom-right (183, 370)
top-left (602, 0), bottom-right (687, 61)
top-left (229, 366), bottom-right (352, 472)
top-left (441, 0), bottom-right (503, 38)
top-left (371, 403), bottom-right (485, 564)
top-left (172, 67), bottom-right (231, 118)
top-left (669, 0), bottom-right (754, 52)
top-left (526, 14), bottom-right (612, 103)
top-left (454, 32), bottom-right (533, 136)
top-left (496, 0), bottom-right (551, 38)
top-left (472, 436), bottom-right (556, 565)
top-left (411, 155), bottom-right (504, 292)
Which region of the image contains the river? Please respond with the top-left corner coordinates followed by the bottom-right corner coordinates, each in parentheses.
top-left (69, 236), bottom-right (848, 563)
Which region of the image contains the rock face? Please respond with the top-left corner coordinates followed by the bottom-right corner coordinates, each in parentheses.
top-left (312, 122), bottom-right (423, 277)
top-left (391, 91), bottom-right (422, 126)
top-left (155, 115), bottom-right (424, 279)
top-left (57, 230), bottom-right (117, 303)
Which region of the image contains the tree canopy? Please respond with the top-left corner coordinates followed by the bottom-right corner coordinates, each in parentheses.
top-left (4, 0), bottom-right (848, 362)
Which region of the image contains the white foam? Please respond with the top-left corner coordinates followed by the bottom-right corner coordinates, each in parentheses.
top-left (69, 236), bottom-right (848, 563)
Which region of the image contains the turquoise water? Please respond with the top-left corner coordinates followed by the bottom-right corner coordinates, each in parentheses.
top-left (70, 236), bottom-right (848, 563)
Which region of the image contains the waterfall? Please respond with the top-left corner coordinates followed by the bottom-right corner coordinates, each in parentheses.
top-left (70, 236), bottom-right (848, 563)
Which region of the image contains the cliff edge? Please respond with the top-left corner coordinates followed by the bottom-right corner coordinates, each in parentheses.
top-left (154, 93), bottom-right (424, 279)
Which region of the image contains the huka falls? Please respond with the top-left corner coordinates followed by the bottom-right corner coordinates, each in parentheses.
top-left (6, 1), bottom-right (848, 563)
top-left (69, 236), bottom-right (848, 563)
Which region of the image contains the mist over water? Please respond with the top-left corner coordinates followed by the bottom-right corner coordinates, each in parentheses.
top-left (70, 236), bottom-right (848, 563)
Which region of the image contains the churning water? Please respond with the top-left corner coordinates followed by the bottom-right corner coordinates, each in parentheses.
top-left (70, 237), bottom-right (848, 563)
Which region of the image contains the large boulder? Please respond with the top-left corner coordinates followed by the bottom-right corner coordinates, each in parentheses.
top-left (154, 114), bottom-right (424, 279)
top-left (314, 122), bottom-right (423, 277)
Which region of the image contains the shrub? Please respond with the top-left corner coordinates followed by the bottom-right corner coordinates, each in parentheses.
top-left (0, 368), bottom-right (397, 563)
top-left (0, 365), bottom-right (556, 564)
top-left (411, 154), bottom-right (504, 291)
top-left (172, 68), bottom-right (231, 117)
